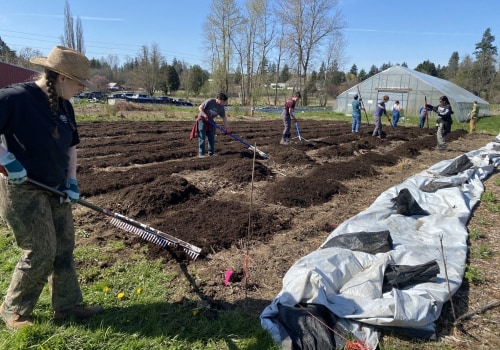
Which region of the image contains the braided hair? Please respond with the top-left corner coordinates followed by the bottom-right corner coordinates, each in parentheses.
top-left (44, 68), bottom-right (75, 138)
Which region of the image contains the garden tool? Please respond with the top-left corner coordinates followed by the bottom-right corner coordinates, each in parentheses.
top-left (208, 120), bottom-right (268, 159)
top-left (27, 178), bottom-right (202, 259)
top-left (357, 85), bottom-right (370, 125)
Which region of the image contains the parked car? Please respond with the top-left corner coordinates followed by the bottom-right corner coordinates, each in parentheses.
top-left (108, 93), bottom-right (127, 99)
top-left (156, 96), bottom-right (174, 104)
top-left (87, 91), bottom-right (106, 102)
top-left (125, 94), bottom-right (154, 103)
top-left (173, 98), bottom-right (194, 107)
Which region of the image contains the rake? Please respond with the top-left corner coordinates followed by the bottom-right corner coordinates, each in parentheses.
top-left (208, 120), bottom-right (269, 159)
top-left (291, 118), bottom-right (311, 143)
top-left (28, 178), bottom-right (202, 260)
top-left (294, 118), bottom-right (302, 141)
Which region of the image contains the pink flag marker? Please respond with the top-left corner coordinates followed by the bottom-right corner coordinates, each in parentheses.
top-left (224, 269), bottom-right (233, 286)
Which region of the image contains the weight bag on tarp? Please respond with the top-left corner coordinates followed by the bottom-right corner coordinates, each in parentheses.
top-left (322, 230), bottom-right (393, 254)
top-left (391, 188), bottom-right (429, 216)
top-left (275, 303), bottom-right (350, 350)
top-left (382, 260), bottom-right (440, 293)
top-left (439, 154), bottom-right (473, 176)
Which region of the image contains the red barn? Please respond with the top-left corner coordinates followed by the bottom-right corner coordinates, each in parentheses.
top-left (0, 61), bottom-right (39, 88)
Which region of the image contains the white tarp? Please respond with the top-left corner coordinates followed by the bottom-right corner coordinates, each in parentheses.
top-left (261, 134), bottom-right (500, 350)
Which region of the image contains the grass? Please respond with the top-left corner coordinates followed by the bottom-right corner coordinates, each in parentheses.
top-left (468, 227), bottom-right (483, 240)
top-left (464, 264), bottom-right (485, 284)
top-left (0, 224), bottom-right (279, 350)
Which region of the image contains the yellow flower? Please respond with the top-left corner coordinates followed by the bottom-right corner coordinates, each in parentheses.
top-left (103, 286), bottom-right (110, 292)
top-left (117, 292), bottom-right (125, 299)
top-left (136, 288), bottom-right (142, 295)
top-left (192, 310), bottom-right (199, 316)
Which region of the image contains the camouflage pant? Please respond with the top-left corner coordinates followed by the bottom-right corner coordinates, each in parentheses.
top-left (436, 120), bottom-right (446, 147)
top-left (0, 179), bottom-right (82, 316)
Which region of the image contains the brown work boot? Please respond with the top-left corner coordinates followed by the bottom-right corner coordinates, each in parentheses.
top-left (0, 302), bottom-right (33, 329)
top-left (54, 305), bottom-right (104, 320)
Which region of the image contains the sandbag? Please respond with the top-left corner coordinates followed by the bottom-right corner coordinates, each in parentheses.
top-left (382, 260), bottom-right (440, 293)
top-left (276, 303), bottom-right (349, 350)
top-left (391, 188), bottom-right (429, 216)
top-left (322, 230), bottom-right (392, 254)
top-left (439, 154), bottom-right (473, 176)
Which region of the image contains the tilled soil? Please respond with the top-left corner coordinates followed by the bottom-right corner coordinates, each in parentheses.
top-left (72, 118), bottom-right (499, 348)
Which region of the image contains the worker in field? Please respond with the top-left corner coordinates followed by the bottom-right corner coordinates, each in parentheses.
top-left (280, 91), bottom-right (301, 145)
top-left (0, 46), bottom-right (104, 329)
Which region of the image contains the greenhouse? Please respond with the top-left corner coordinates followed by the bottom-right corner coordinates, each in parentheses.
top-left (334, 66), bottom-right (489, 122)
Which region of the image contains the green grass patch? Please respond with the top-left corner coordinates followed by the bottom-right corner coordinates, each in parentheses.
top-left (471, 244), bottom-right (494, 259)
top-left (481, 190), bottom-right (497, 203)
top-left (0, 222), bottom-right (277, 349)
top-left (468, 227), bottom-right (483, 240)
top-left (464, 265), bottom-right (485, 284)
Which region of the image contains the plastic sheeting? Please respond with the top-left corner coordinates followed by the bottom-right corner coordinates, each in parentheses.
top-left (261, 134), bottom-right (500, 350)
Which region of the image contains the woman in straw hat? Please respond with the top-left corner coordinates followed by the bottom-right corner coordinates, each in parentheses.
top-left (0, 46), bottom-right (103, 329)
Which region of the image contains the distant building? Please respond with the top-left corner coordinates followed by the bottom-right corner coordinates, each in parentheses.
top-left (0, 61), bottom-right (38, 88)
top-left (334, 66), bottom-right (489, 122)
top-left (107, 82), bottom-right (123, 91)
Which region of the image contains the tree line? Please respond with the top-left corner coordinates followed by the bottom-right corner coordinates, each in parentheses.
top-left (0, 0), bottom-right (498, 105)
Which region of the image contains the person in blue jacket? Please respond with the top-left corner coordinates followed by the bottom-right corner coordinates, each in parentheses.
top-left (351, 94), bottom-right (364, 133)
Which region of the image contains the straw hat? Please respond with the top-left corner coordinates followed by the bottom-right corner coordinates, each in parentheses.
top-left (30, 46), bottom-right (92, 88)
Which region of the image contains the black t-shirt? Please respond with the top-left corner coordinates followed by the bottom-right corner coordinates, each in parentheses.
top-left (0, 82), bottom-right (80, 187)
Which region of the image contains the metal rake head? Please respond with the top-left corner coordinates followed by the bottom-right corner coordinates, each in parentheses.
top-left (109, 218), bottom-right (201, 260)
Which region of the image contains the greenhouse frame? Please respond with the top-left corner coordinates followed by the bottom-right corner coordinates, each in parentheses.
top-left (333, 66), bottom-right (489, 122)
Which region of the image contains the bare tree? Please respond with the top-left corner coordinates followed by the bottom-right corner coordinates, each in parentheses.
top-left (275, 0), bottom-right (346, 105)
top-left (204, 0), bottom-right (243, 94)
top-left (134, 43), bottom-right (165, 96)
top-left (318, 31), bottom-right (346, 106)
top-left (16, 47), bottom-right (44, 66)
top-left (272, 23), bottom-right (287, 106)
top-left (247, 0), bottom-right (276, 106)
top-left (61, 1), bottom-right (84, 53)
top-left (75, 17), bottom-right (84, 53)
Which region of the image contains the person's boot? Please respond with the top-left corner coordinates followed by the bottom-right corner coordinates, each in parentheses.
top-left (53, 305), bottom-right (104, 320)
top-left (0, 302), bottom-right (33, 329)
top-left (280, 137), bottom-right (289, 145)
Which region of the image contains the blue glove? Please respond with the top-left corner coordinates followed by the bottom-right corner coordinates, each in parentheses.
top-left (0, 152), bottom-right (27, 184)
top-left (63, 178), bottom-right (79, 203)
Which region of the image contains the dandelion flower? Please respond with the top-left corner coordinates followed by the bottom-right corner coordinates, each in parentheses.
top-left (117, 292), bottom-right (125, 299)
top-left (103, 286), bottom-right (110, 292)
top-left (136, 288), bottom-right (142, 295)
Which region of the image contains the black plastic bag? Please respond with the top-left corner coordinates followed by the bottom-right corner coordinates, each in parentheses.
top-left (322, 230), bottom-right (393, 254)
top-left (439, 154), bottom-right (473, 176)
top-left (382, 260), bottom-right (440, 293)
top-left (391, 188), bottom-right (429, 216)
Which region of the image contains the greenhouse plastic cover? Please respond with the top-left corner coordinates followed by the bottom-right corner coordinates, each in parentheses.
top-left (261, 134), bottom-right (500, 350)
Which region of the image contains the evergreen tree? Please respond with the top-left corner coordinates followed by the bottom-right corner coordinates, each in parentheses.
top-left (349, 64), bottom-right (358, 76)
top-left (445, 51), bottom-right (460, 80)
top-left (415, 60), bottom-right (438, 76)
top-left (358, 69), bottom-right (367, 81)
top-left (188, 65), bottom-right (209, 96)
top-left (0, 36), bottom-right (16, 62)
top-left (279, 64), bottom-right (291, 83)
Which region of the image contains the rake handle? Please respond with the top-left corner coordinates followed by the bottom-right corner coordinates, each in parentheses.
top-left (208, 120), bottom-right (268, 159)
top-left (28, 178), bottom-right (110, 215)
top-left (294, 120), bottom-right (302, 140)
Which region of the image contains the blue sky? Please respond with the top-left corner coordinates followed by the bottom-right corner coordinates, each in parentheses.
top-left (0, 0), bottom-right (498, 73)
